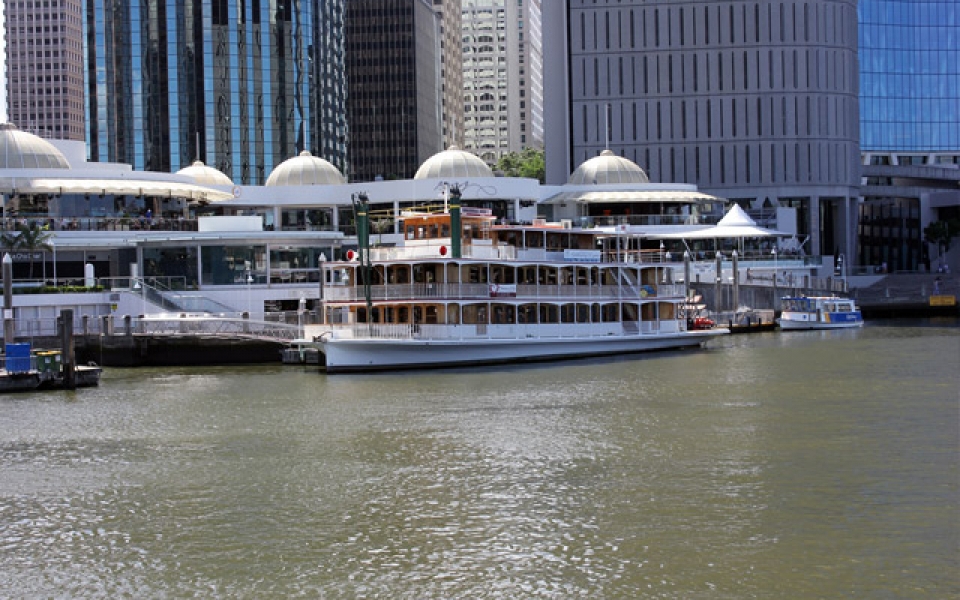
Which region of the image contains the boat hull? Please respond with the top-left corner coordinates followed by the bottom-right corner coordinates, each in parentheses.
top-left (317, 330), bottom-right (727, 373)
top-left (777, 316), bottom-right (863, 330)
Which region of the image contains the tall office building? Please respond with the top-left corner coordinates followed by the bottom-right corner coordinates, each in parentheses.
top-left (544, 1), bottom-right (861, 260)
top-left (346, 0), bottom-right (456, 182)
top-left (3, 0), bottom-right (85, 141)
top-left (435, 0), bottom-right (464, 151)
top-left (858, 0), bottom-right (960, 272)
top-left (461, 0), bottom-right (544, 166)
top-left (83, 1), bottom-right (347, 184)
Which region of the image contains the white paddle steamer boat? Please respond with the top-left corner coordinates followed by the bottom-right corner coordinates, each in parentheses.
top-left (307, 198), bottom-right (728, 372)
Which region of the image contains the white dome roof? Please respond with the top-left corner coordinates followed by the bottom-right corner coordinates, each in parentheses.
top-left (0, 123), bottom-right (71, 169)
top-left (568, 150), bottom-right (649, 185)
top-left (266, 150), bottom-right (346, 186)
top-left (176, 160), bottom-right (234, 186)
top-left (414, 145), bottom-right (493, 179)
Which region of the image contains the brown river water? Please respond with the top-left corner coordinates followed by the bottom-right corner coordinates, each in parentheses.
top-left (1, 320), bottom-right (958, 598)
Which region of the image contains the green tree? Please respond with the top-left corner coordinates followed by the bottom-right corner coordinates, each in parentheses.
top-left (495, 147), bottom-right (546, 183)
top-left (1, 222), bottom-right (54, 280)
top-left (924, 218), bottom-right (960, 263)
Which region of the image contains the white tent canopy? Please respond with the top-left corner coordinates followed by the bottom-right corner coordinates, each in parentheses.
top-left (649, 204), bottom-right (791, 239)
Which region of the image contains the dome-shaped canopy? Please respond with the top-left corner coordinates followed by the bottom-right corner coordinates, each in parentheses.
top-left (265, 150), bottom-right (346, 186)
top-left (568, 149), bottom-right (649, 185)
top-left (414, 145), bottom-right (493, 179)
top-left (176, 160), bottom-right (234, 186)
top-left (0, 123), bottom-right (71, 169)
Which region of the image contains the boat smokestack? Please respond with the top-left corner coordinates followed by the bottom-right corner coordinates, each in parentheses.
top-left (449, 185), bottom-right (462, 259)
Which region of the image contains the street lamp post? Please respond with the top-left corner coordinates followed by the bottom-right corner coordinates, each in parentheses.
top-left (246, 271), bottom-right (254, 316)
top-left (772, 248), bottom-right (778, 310)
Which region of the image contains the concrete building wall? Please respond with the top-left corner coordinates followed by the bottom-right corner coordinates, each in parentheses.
top-left (544, 0), bottom-right (861, 261)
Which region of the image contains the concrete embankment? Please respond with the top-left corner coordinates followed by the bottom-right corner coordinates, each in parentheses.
top-left (851, 273), bottom-right (959, 319)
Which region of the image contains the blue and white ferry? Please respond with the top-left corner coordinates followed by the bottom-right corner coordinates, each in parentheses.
top-left (777, 296), bottom-right (864, 330)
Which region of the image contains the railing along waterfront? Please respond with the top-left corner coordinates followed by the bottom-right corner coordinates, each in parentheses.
top-left (13, 314), bottom-right (304, 344)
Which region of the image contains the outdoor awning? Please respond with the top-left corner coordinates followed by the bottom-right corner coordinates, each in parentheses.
top-left (11, 178), bottom-right (235, 202)
top-left (647, 204), bottom-right (790, 239)
top-left (650, 226), bottom-right (790, 239)
top-left (542, 190), bottom-right (722, 204)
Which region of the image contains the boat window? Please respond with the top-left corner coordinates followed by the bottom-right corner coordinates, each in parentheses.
top-left (462, 304), bottom-right (486, 324)
top-left (546, 233), bottom-right (562, 251)
top-left (519, 267), bottom-right (536, 284)
top-left (491, 303), bottom-right (515, 324)
top-left (540, 304), bottom-right (559, 323)
top-left (641, 303), bottom-right (656, 321)
top-left (602, 304), bottom-right (619, 322)
top-left (660, 302), bottom-right (676, 320)
top-left (576, 303), bottom-right (590, 323)
top-left (446, 304), bottom-right (460, 324)
top-left (518, 304), bottom-right (537, 324)
top-left (561, 304), bottom-right (576, 323)
top-left (525, 231), bottom-right (544, 248)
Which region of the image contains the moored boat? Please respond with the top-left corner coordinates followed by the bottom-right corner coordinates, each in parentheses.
top-left (306, 198), bottom-right (728, 373)
top-left (777, 295), bottom-right (864, 330)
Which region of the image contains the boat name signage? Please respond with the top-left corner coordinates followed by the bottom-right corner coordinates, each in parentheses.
top-left (489, 284), bottom-right (517, 297)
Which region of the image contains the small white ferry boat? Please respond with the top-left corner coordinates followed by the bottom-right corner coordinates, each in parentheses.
top-left (306, 202), bottom-right (728, 372)
top-left (777, 296), bottom-right (864, 330)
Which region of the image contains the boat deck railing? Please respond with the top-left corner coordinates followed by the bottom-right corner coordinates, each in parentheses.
top-left (313, 319), bottom-right (682, 342)
top-left (323, 282), bottom-right (686, 302)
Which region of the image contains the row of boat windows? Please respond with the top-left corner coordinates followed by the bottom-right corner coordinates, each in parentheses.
top-left (335, 264), bottom-right (661, 286)
top-left (339, 302), bottom-right (677, 326)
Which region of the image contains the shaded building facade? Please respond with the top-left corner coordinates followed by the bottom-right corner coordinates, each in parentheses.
top-left (544, 0), bottom-right (861, 261)
top-left (345, 0), bottom-right (449, 182)
top-left (83, 0), bottom-right (347, 185)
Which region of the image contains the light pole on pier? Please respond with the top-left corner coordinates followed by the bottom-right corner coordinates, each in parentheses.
top-left (772, 248), bottom-right (778, 311)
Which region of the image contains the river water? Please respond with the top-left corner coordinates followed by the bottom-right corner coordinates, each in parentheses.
top-left (2, 320), bottom-right (958, 598)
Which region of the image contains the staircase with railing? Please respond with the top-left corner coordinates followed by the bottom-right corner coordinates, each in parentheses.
top-left (136, 278), bottom-right (239, 314)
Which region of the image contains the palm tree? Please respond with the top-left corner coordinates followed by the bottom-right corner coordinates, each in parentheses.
top-left (1, 222), bottom-right (54, 280)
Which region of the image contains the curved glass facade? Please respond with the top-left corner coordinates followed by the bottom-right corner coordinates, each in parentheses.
top-left (84, 1), bottom-right (347, 184)
top-left (859, 0), bottom-right (960, 151)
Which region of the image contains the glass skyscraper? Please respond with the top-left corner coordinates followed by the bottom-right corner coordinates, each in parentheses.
top-left (83, 0), bottom-right (347, 185)
top-left (858, 0), bottom-right (960, 272)
top-left (859, 0), bottom-right (960, 151)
